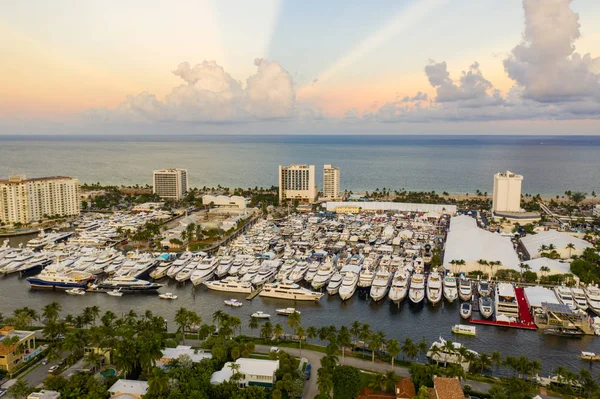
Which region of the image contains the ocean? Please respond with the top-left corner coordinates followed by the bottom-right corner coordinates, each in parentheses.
top-left (0, 135), bottom-right (599, 196)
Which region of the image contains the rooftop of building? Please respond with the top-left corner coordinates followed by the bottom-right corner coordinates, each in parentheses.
top-left (161, 345), bottom-right (211, 362)
top-left (108, 379), bottom-right (149, 396)
top-left (523, 258), bottom-right (571, 275)
top-left (356, 387), bottom-right (395, 399)
top-left (27, 390), bottom-right (61, 399)
top-left (432, 376), bottom-right (464, 399)
top-left (0, 175), bottom-right (76, 184)
top-left (153, 168), bottom-right (187, 173)
top-left (520, 229), bottom-right (592, 257)
top-left (524, 286), bottom-right (560, 308)
top-left (495, 170), bottom-right (523, 178)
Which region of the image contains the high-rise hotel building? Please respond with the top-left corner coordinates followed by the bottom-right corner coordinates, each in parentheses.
top-left (323, 164), bottom-right (340, 200)
top-left (0, 175), bottom-right (81, 225)
top-left (492, 170), bottom-right (523, 214)
top-left (153, 169), bottom-right (188, 200)
top-left (278, 165), bottom-right (317, 203)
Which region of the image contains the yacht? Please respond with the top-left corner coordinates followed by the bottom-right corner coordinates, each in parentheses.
top-left (409, 273), bottom-right (425, 304)
top-left (98, 276), bottom-right (162, 292)
top-left (65, 287), bottom-right (86, 296)
top-left (339, 272), bottom-right (359, 301)
top-left (477, 280), bottom-right (491, 297)
top-left (426, 272), bottom-right (443, 304)
top-left (17, 254), bottom-right (53, 274)
top-left (167, 253), bottom-right (193, 278)
top-left (251, 311), bottom-right (270, 319)
top-left (304, 261), bottom-right (320, 283)
top-left (312, 260), bottom-right (335, 289)
top-left (259, 282), bottom-right (324, 301)
top-left (369, 267), bottom-right (393, 302)
top-left (288, 261), bottom-right (309, 283)
top-left (224, 299), bottom-right (243, 307)
top-left (554, 286), bottom-right (576, 310)
top-left (107, 289), bottom-right (123, 297)
top-left (1, 252), bottom-right (35, 274)
top-left (326, 273), bottom-right (343, 295)
top-left (427, 337), bottom-right (478, 367)
top-left (570, 287), bottom-right (588, 311)
top-left (26, 231), bottom-right (73, 251)
top-left (150, 261), bottom-right (173, 280)
top-left (495, 283), bottom-right (519, 319)
top-left (228, 257), bottom-right (245, 276)
top-left (190, 256), bottom-right (219, 286)
top-left (175, 261), bottom-right (198, 282)
top-left (251, 267), bottom-right (278, 286)
top-left (215, 256), bottom-right (234, 278)
top-left (203, 277), bottom-right (254, 294)
top-left (388, 269), bottom-right (410, 304)
top-left (443, 275), bottom-right (458, 303)
top-left (458, 278), bottom-right (473, 301)
top-left (276, 308), bottom-right (300, 316)
top-left (585, 285), bottom-right (600, 315)
top-left (27, 267), bottom-right (94, 289)
top-left (276, 259), bottom-right (296, 281)
top-left (159, 292), bottom-right (178, 300)
top-left (460, 302), bottom-right (472, 319)
top-left (479, 296), bottom-right (494, 319)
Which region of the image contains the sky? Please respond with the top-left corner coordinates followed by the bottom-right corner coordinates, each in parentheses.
top-left (1, 0), bottom-right (600, 135)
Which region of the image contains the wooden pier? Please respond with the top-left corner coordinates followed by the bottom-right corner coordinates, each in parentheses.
top-left (246, 287), bottom-right (262, 300)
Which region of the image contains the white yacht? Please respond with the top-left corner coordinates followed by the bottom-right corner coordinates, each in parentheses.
top-left (326, 273), bottom-right (343, 295)
top-left (554, 286), bottom-right (576, 310)
top-left (570, 287), bottom-right (588, 311)
top-left (252, 267), bottom-right (278, 286)
top-left (228, 257), bottom-right (245, 276)
top-left (426, 272), bottom-right (443, 304)
top-left (495, 283), bottom-right (519, 319)
top-left (27, 267), bottom-right (94, 289)
top-left (288, 261), bottom-right (309, 283)
top-left (276, 259), bottom-right (296, 281)
top-left (98, 276), bottom-right (162, 292)
top-left (175, 261), bottom-right (198, 282)
top-left (388, 269), bottom-right (410, 304)
top-left (204, 277), bottom-right (254, 294)
top-left (339, 272), bottom-right (359, 301)
top-left (460, 302), bottom-right (472, 319)
top-left (276, 308), bottom-right (300, 316)
top-left (312, 260), bottom-right (335, 289)
top-left (215, 256), bottom-right (234, 278)
top-left (259, 282), bottom-right (324, 301)
top-left (585, 285), bottom-right (600, 315)
top-left (479, 296), bottom-right (494, 319)
top-left (167, 254), bottom-right (192, 278)
top-left (304, 261), bottom-right (320, 283)
top-left (251, 311), bottom-right (270, 319)
top-left (150, 261), bottom-right (173, 280)
top-left (369, 267), bottom-right (393, 302)
top-left (443, 276), bottom-right (458, 303)
top-left (190, 257), bottom-right (219, 286)
top-left (409, 273), bottom-right (425, 304)
top-left (458, 278), bottom-right (473, 301)
top-left (477, 280), bottom-right (491, 297)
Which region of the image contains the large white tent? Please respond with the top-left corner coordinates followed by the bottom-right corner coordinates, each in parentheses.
top-left (443, 215), bottom-right (520, 274)
top-left (520, 230), bottom-right (592, 259)
top-left (523, 258), bottom-right (571, 275)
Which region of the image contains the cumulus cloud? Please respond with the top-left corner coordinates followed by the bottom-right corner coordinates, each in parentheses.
top-left (401, 92), bottom-right (428, 102)
top-left (503, 0), bottom-right (600, 102)
top-left (86, 59), bottom-right (298, 124)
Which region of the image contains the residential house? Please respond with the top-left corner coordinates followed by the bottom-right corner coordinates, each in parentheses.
top-left (0, 326), bottom-right (37, 374)
top-left (210, 358), bottom-right (279, 388)
top-left (428, 377), bottom-right (465, 399)
top-left (108, 379), bottom-right (148, 399)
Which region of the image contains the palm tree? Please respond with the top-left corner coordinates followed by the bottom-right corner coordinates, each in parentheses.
top-left (350, 320), bottom-right (361, 347)
top-left (417, 337), bottom-right (428, 362)
top-left (260, 322), bottom-right (273, 341)
top-left (248, 316), bottom-right (259, 336)
top-left (337, 326), bottom-right (352, 364)
top-left (368, 330), bottom-right (386, 368)
top-left (148, 367), bottom-right (169, 396)
top-left (42, 301), bottom-right (62, 323)
top-left (7, 379), bottom-right (32, 399)
top-left (369, 372), bottom-right (386, 391)
top-left (212, 310), bottom-right (227, 326)
top-left (317, 368), bottom-right (334, 397)
top-left (491, 351), bottom-right (502, 374)
top-left (296, 326), bottom-right (306, 357)
top-left (441, 339), bottom-right (456, 367)
top-left (566, 243), bottom-right (576, 258)
top-left (401, 338), bottom-right (418, 361)
top-left (529, 359), bottom-right (542, 381)
top-left (358, 323), bottom-right (371, 352)
top-left (386, 339), bottom-right (400, 369)
top-left (384, 370), bottom-right (397, 392)
top-left (274, 323), bottom-right (284, 340)
top-left (540, 266), bottom-right (550, 280)
top-left (307, 326), bottom-right (318, 343)
top-left (83, 350), bottom-right (105, 373)
top-left (287, 311), bottom-right (301, 337)
top-left (174, 307), bottom-right (190, 344)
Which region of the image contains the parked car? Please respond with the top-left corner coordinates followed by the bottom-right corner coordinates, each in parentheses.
top-left (304, 363), bottom-right (312, 380)
top-left (48, 365), bottom-right (59, 373)
top-left (0, 388), bottom-right (7, 397)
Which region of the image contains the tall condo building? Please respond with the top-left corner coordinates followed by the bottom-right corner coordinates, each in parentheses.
top-left (153, 169), bottom-right (188, 200)
top-left (492, 170), bottom-right (523, 213)
top-left (278, 165), bottom-right (317, 204)
top-left (323, 164), bottom-right (340, 200)
top-left (0, 175), bottom-right (81, 225)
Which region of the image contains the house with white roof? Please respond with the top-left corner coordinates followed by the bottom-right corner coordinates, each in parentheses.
top-left (210, 358), bottom-right (279, 388)
top-left (108, 379), bottom-right (148, 399)
top-left (158, 345), bottom-right (211, 366)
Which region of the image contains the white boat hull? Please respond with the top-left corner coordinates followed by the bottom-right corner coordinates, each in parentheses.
top-left (409, 289), bottom-right (425, 304)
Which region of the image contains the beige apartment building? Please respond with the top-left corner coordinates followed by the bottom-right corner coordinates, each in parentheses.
top-left (152, 168), bottom-right (188, 200)
top-left (278, 164), bottom-right (317, 204)
top-left (492, 170), bottom-right (523, 214)
top-left (0, 175), bottom-right (80, 225)
top-left (323, 164), bottom-right (340, 200)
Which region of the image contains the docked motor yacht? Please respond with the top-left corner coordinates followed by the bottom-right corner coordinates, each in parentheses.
top-left (479, 296), bottom-right (494, 319)
top-left (409, 273), bottom-right (425, 304)
top-left (150, 260), bottom-right (173, 280)
top-left (252, 267), bottom-right (278, 286)
top-left (215, 256), bottom-right (234, 278)
top-left (458, 278), bottom-right (473, 301)
top-left (259, 282), bottom-right (324, 301)
top-left (570, 287), bottom-right (588, 311)
top-left (276, 259), bottom-right (296, 281)
top-left (304, 261), bottom-right (320, 283)
top-left (388, 269), bottom-right (410, 304)
top-left (326, 273), bottom-right (343, 295)
top-left (443, 275), bottom-right (458, 303)
top-left (495, 283), bottom-right (519, 319)
top-left (204, 277), bottom-right (254, 294)
top-left (190, 257), bottom-right (219, 286)
top-left (175, 261), bottom-right (199, 282)
top-left (370, 267), bottom-right (393, 302)
top-left (167, 253), bottom-right (192, 278)
top-left (276, 308), bottom-right (300, 316)
top-left (312, 260), bottom-right (335, 289)
top-left (228, 257), bottom-right (245, 276)
top-left (66, 287), bottom-right (86, 296)
top-left (554, 286), bottom-right (576, 310)
top-left (159, 292), bottom-right (178, 300)
top-left (585, 285), bottom-right (600, 315)
top-left (460, 302), bottom-right (472, 319)
top-left (426, 272), bottom-right (443, 304)
top-left (477, 280), bottom-right (491, 297)
top-left (98, 276), bottom-right (162, 292)
top-left (251, 311), bottom-right (270, 319)
top-left (27, 266), bottom-right (94, 289)
top-left (288, 261), bottom-right (309, 283)
top-left (339, 272), bottom-right (359, 301)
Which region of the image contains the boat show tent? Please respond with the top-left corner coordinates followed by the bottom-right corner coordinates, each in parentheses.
top-left (443, 215), bottom-right (520, 274)
top-left (523, 286), bottom-right (560, 309)
top-left (523, 258), bottom-right (571, 275)
top-left (520, 229), bottom-right (592, 259)
top-left (325, 201), bottom-right (457, 214)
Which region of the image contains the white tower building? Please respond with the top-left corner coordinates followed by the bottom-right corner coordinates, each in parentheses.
top-left (323, 164), bottom-right (340, 200)
top-left (492, 170), bottom-right (523, 213)
top-left (278, 165), bottom-right (317, 204)
top-left (153, 169), bottom-right (188, 200)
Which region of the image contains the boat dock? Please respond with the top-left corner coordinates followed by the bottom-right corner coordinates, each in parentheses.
top-left (470, 318), bottom-right (537, 330)
top-left (470, 287), bottom-right (537, 330)
top-left (246, 287), bottom-right (262, 300)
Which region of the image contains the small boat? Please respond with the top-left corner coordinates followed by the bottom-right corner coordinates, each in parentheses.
top-left (224, 299), bottom-right (243, 307)
top-left (544, 328), bottom-right (584, 338)
top-left (251, 311), bottom-right (270, 319)
top-left (65, 288), bottom-right (86, 296)
top-left (479, 296), bottom-right (493, 319)
top-left (581, 351), bottom-right (600, 361)
top-left (276, 308), bottom-right (300, 316)
top-left (458, 278), bottom-right (472, 301)
top-left (159, 292), bottom-right (178, 300)
top-left (452, 324), bottom-right (476, 336)
top-left (460, 302), bottom-right (472, 319)
top-left (107, 289), bottom-right (123, 297)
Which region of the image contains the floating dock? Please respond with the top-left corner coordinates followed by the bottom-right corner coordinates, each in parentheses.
top-left (246, 288), bottom-right (262, 300)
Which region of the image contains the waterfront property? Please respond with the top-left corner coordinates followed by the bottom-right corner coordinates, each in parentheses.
top-left (0, 326), bottom-right (36, 373)
top-left (210, 358), bottom-right (279, 388)
top-left (278, 164), bottom-right (317, 204)
top-left (158, 345), bottom-right (211, 366)
top-left (323, 164), bottom-right (340, 200)
top-left (0, 174), bottom-right (80, 226)
top-left (152, 168), bottom-right (188, 200)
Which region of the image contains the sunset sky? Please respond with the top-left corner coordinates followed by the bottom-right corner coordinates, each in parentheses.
top-left (1, 0), bottom-right (600, 134)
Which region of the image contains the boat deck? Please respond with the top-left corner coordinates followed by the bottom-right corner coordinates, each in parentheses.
top-left (470, 288), bottom-right (537, 330)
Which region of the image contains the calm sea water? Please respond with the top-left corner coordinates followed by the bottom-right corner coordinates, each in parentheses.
top-left (0, 135), bottom-right (599, 196)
